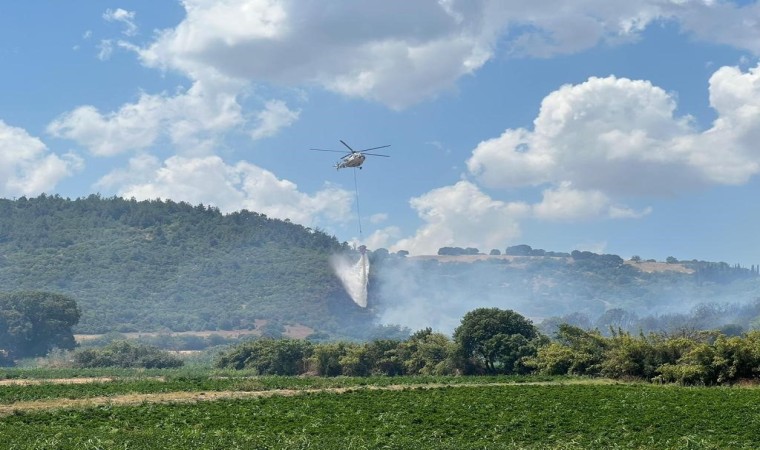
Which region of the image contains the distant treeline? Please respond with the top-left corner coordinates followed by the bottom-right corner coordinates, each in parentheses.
top-left (542, 299), bottom-right (760, 338)
top-left (437, 244), bottom-right (571, 257)
top-left (13, 299), bottom-right (760, 387)
top-left (213, 307), bottom-right (760, 386)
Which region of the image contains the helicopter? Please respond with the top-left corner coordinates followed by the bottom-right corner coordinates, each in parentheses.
top-left (310, 140), bottom-right (390, 170)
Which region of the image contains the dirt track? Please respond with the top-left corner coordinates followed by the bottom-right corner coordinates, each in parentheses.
top-left (0, 383), bottom-right (441, 416)
top-left (0, 387), bottom-right (308, 416)
top-left (0, 381), bottom-right (610, 416)
top-left (0, 377), bottom-right (116, 386)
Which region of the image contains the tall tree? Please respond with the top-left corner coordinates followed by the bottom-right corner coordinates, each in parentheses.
top-left (454, 307), bottom-right (539, 374)
top-left (0, 291), bottom-right (80, 358)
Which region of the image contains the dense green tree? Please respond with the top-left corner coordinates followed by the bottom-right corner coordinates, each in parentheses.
top-left (710, 334), bottom-right (758, 382)
top-left (527, 324), bottom-right (608, 376)
top-left (601, 331), bottom-right (662, 379)
top-left (505, 244), bottom-right (533, 256)
top-left (338, 344), bottom-right (372, 376)
top-left (528, 321), bottom-right (760, 385)
top-left (73, 341), bottom-right (183, 368)
top-left (215, 330), bottom-right (453, 377)
top-left (310, 342), bottom-right (351, 376)
top-left (654, 362), bottom-right (708, 385)
top-left (322, 340), bottom-right (405, 376)
top-left (0, 291), bottom-right (80, 358)
top-left (453, 308), bottom-right (540, 374)
top-left (365, 339), bottom-right (404, 376)
top-left (400, 328), bottom-right (456, 375)
top-left (672, 332), bottom-right (760, 384)
top-left (525, 342), bottom-right (577, 375)
top-left (214, 339), bottom-right (313, 375)
top-left (437, 247), bottom-right (479, 256)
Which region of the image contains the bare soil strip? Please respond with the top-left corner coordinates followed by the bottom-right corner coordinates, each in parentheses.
top-left (0, 376), bottom-right (166, 386)
top-left (0, 380), bottom-right (614, 416)
top-left (0, 377), bottom-right (115, 386)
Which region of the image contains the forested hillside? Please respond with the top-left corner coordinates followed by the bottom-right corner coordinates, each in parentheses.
top-left (3, 195), bottom-right (760, 340)
top-left (0, 195), bottom-right (371, 335)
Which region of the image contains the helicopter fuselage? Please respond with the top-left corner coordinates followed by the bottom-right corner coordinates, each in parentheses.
top-left (336, 152), bottom-right (366, 169)
top-left (311, 140), bottom-right (388, 169)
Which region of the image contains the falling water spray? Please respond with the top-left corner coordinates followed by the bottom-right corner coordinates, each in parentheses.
top-left (331, 245), bottom-right (370, 308)
top-left (329, 167), bottom-right (371, 307)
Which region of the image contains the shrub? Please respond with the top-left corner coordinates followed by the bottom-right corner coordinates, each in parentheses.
top-left (73, 341), bottom-right (183, 368)
top-left (655, 363), bottom-right (708, 385)
top-left (310, 342), bottom-right (351, 376)
top-left (214, 339), bottom-right (312, 375)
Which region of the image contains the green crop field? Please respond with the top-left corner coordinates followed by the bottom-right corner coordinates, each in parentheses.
top-left (0, 371), bottom-right (759, 449)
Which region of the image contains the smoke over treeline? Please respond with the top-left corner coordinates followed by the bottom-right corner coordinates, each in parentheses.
top-left (366, 247), bottom-right (760, 336)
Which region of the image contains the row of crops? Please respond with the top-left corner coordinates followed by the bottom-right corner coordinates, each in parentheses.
top-left (1, 370), bottom-right (760, 449)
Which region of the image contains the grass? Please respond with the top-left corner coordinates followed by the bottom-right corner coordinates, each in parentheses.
top-left (0, 371), bottom-right (758, 449)
top-left (0, 368), bottom-right (571, 403)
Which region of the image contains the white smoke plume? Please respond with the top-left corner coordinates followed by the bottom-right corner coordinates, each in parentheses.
top-left (330, 252), bottom-right (370, 308)
top-left (369, 255), bottom-right (760, 336)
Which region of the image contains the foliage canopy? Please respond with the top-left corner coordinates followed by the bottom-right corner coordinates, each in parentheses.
top-left (0, 291), bottom-right (80, 360)
top-left (0, 195), bottom-right (369, 336)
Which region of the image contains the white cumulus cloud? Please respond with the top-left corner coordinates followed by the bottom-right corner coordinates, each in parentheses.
top-left (392, 180), bottom-right (530, 255)
top-left (49, 1), bottom-right (760, 172)
top-left (250, 100), bottom-right (300, 140)
top-left (468, 75), bottom-right (704, 196)
top-left (672, 1), bottom-right (760, 54)
top-left (363, 225), bottom-right (402, 251)
top-left (47, 80), bottom-right (244, 156)
top-left (136, 0), bottom-right (497, 109)
top-left (395, 63), bottom-right (760, 253)
top-left (96, 154), bottom-right (354, 226)
top-left (0, 121), bottom-right (82, 197)
top-left (469, 68), bottom-right (760, 197)
top-left (132, 0), bottom-right (760, 109)
top-left (532, 182), bottom-right (651, 221)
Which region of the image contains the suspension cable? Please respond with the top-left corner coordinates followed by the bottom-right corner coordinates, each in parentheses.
top-left (353, 167), bottom-right (362, 239)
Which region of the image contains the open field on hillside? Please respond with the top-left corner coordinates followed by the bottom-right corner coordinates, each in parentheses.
top-left (74, 321), bottom-right (315, 343)
top-left (0, 371), bottom-right (759, 449)
top-left (410, 254), bottom-right (695, 273)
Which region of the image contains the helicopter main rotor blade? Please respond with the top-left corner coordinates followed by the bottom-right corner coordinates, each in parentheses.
top-left (339, 140), bottom-right (356, 153)
top-left (360, 145), bottom-right (391, 152)
top-left (361, 152), bottom-right (390, 157)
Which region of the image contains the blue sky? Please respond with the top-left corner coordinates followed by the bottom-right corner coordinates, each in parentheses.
top-left (2, 1), bottom-right (760, 265)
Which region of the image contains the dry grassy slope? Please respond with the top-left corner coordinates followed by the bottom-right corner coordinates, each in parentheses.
top-left (75, 320), bottom-right (314, 344)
